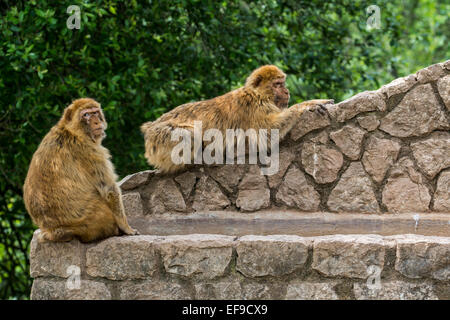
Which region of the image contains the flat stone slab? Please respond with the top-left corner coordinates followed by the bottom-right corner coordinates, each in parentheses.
top-left (128, 211), bottom-right (450, 237)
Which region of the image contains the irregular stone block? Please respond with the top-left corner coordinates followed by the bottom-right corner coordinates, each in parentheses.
top-left (192, 176), bottom-right (230, 211)
top-left (267, 148), bottom-right (295, 188)
top-left (242, 282), bottom-right (282, 300)
top-left (147, 178), bottom-right (186, 214)
top-left (330, 125), bottom-right (366, 160)
top-left (357, 114), bottom-right (380, 131)
top-left (30, 230), bottom-right (84, 278)
top-left (290, 106), bottom-right (331, 140)
top-left (86, 236), bottom-right (161, 280)
top-left (411, 131), bottom-right (450, 179)
top-left (122, 192), bottom-right (144, 217)
top-left (354, 281), bottom-right (438, 300)
top-left (119, 279), bottom-right (192, 299)
top-left (275, 166), bottom-right (320, 211)
top-left (380, 74), bottom-right (417, 99)
top-left (157, 234), bottom-right (234, 280)
top-left (301, 142), bottom-right (343, 184)
top-left (379, 83), bottom-right (449, 137)
top-left (312, 235), bottom-right (387, 279)
top-left (285, 281), bottom-right (339, 300)
top-left (434, 171), bottom-right (450, 211)
top-left (174, 171), bottom-right (197, 198)
top-left (236, 165), bottom-right (270, 212)
top-left (119, 170), bottom-right (154, 191)
top-left (195, 278), bottom-right (242, 300)
top-left (236, 235), bottom-right (310, 277)
top-left (382, 157), bottom-right (431, 213)
top-left (394, 235), bottom-right (450, 280)
top-left (327, 162), bottom-right (379, 213)
top-left (31, 278), bottom-right (111, 300)
top-left (362, 135), bottom-right (401, 183)
top-left (206, 164), bottom-right (246, 193)
top-left (437, 75), bottom-right (450, 110)
top-left (415, 63), bottom-right (447, 84)
top-left (328, 91), bottom-right (386, 122)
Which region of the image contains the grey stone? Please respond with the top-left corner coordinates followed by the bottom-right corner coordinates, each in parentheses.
top-left (327, 162), bottom-right (379, 213)
top-left (379, 83), bottom-right (449, 137)
top-left (147, 178), bottom-right (186, 214)
top-left (157, 234), bottom-right (234, 280)
top-left (380, 74), bottom-right (417, 99)
top-left (290, 105), bottom-right (331, 140)
top-left (437, 75), bottom-right (450, 110)
top-left (174, 171), bottom-right (197, 198)
top-left (275, 166), bottom-right (321, 211)
top-left (31, 278), bottom-right (111, 300)
top-left (122, 192), bottom-right (144, 217)
top-left (285, 281), bottom-right (339, 300)
top-left (416, 63), bottom-right (447, 84)
top-left (328, 91), bottom-right (386, 122)
top-left (357, 114), bottom-right (380, 131)
top-left (362, 135), bottom-right (401, 183)
top-left (119, 170), bottom-right (154, 191)
top-left (411, 131), bottom-right (450, 179)
top-left (236, 165), bottom-right (270, 212)
top-left (207, 164), bottom-right (246, 193)
top-left (267, 148), bottom-right (296, 188)
top-left (236, 235), bottom-right (310, 277)
top-left (86, 235), bottom-right (161, 280)
top-left (434, 171), bottom-right (450, 211)
top-left (330, 125), bottom-right (366, 160)
top-left (382, 157), bottom-right (431, 213)
top-left (301, 142), bottom-right (343, 184)
top-left (192, 176), bottom-right (230, 211)
top-left (119, 279), bottom-right (192, 299)
top-left (354, 281), bottom-right (438, 300)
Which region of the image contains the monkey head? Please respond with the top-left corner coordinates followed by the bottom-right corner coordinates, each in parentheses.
top-left (245, 65), bottom-right (290, 109)
top-left (60, 98), bottom-right (107, 142)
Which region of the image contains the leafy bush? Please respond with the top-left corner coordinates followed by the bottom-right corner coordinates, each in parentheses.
top-left (0, 0), bottom-right (448, 299)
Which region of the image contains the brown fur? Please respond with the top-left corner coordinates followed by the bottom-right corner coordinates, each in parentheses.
top-left (141, 65), bottom-right (333, 173)
top-left (23, 98), bottom-right (138, 243)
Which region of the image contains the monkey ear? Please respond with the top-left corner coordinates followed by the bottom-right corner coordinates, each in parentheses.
top-left (62, 107), bottom-right (73, 123)
top-left (251, 75), bottom-right (263, 88)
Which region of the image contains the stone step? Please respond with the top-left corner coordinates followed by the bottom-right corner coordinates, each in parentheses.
top-left (128, 211), bottom-right (450, 237)
top-left (30, 230), bottom-right (450, 300)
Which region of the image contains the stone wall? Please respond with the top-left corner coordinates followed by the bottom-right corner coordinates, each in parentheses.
top-left (119, 60), bottom-right (450, 217)
top-left (30, 231), bottom-right (449, 300)
top-left (30, 61), bottom-right (450, 299)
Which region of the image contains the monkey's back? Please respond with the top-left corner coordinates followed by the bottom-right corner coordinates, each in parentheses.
top-left (23, 127), bottom-right (113, 229)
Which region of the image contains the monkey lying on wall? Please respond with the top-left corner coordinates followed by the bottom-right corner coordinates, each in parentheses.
top-left (23, 98), bottom-right (138, 242)
top-left (141, 65), bottom-right (333, 173)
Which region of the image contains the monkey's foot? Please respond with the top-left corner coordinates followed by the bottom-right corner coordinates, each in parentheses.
top-left (121, 227), bottom-right (140, 236)
top-left (40, 229), bottom-right (75, 242)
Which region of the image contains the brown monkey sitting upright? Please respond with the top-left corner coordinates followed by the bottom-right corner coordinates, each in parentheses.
top-left (141, 65), bottom-right (333, 173)
top-left (23, 98), bottom-right (138, 242)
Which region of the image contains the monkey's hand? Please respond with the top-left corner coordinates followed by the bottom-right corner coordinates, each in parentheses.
top-left (305, 99), bottom-right (334, 116)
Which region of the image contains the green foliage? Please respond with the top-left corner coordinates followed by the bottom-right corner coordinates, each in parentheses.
top-left (0, 0), bottom-right (448, 299)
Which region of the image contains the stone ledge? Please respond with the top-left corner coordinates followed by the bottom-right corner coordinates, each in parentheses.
top-left (30, 231), bottom-right (450, 300)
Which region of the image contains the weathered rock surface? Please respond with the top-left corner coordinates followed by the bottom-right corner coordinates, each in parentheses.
top-left (147, 178), bottom-right (186, 214)
top-left (86, 236), bottom-right (160, 280)
top-left (156, 234), bottom-right (234, 279)
top-left (30, 230), bottom-right (83, 278)
top-left (192, 176), bottom-right (230, 211)
top-left (328, 91), bottom-right (386, 122)
top-left (236, 235), bottom-right (310, 277)
top-left (31, 278), bottom-right (111, 300)
top-left (301, 142), bottom-right (343, 184)
top-left (290, 106), bottom-right (331, 140)
top-left (267, 148), bottom-right (295, 188)
top-left (362, 135), bottom-right (401, 183)
top-left (327, 162), bottom-right (379, 213)
top-left (353, 281), bottom-right (438, 300)
top-left (330, 125), bottom-right (366, 160)
top-left (119, 279), bottom-right (192, 299)
top-left (394, 235), bottom-right (450, 281)
top-left (312, 235), bottom-right (387, 279)
top-left (415, 63), bottom-right (447, 84)
top-left (122, 192), bottom-right (144, 217)
top-left (275, 166), bottom-right (320, 211)
top-left (207, 164), bottom-right (246, 193)
top-left (437, 74), bottom-right (450, 110)
top-left (411, 131), bottom-right (450, 179)
top-left (382, 157), bottom-right (431, 213)
top-left (285, 281), bottom-right (339, 300)
top-left (379, 84), bottom-right (449, 137)
top-left (434, 171), bottom-right (450, 211)
top-left (380, 74), bottom-right (417, 99)
top-left (236, 165), bottom-right (270, 212)
top-left (174, 171), bottom-right (197, 198)
top-left (357, 114), bottom-right (380, 131)
top-left (119, 170), bottom-right (154, 191)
